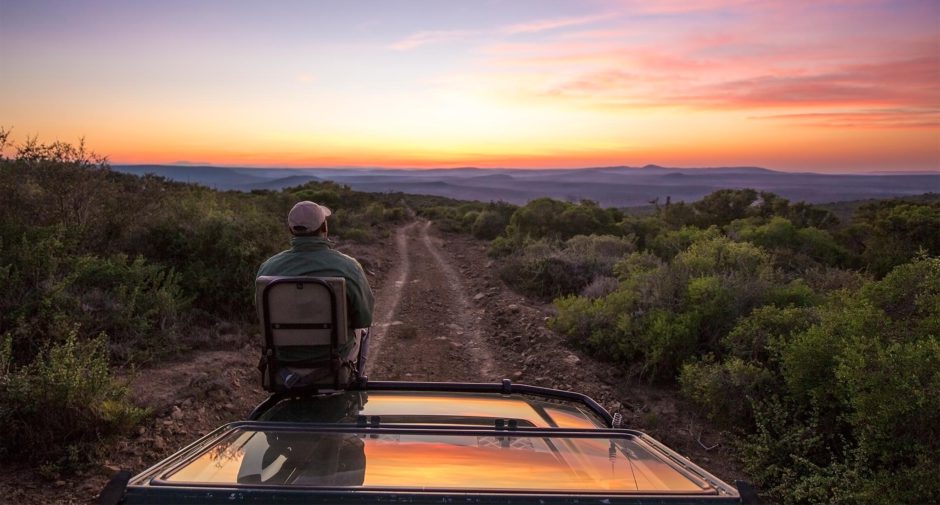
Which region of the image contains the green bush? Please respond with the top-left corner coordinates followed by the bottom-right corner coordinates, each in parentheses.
top-left (434, 217), bottom-right (463, 233)
top-left (680, 356), bottom-right (775, 426)
top-left (339, 227), bottom-right (373, 243)
top-left (505, 198), bottom-right (622, 243)
top-left (852, 201), bottom-right (940, 276)
top-left (722, 305), bottom-right (817, 363)
top-left (738, 398), bottom-right (857, 505)
top-left (364, 202), bottom-right (387, 225)
top-left (500, 254), bottom-right (592, 300)
top-left (679, 257), bottom-right (940, 504)
top-left (471, 210), bottom-right (507, 240)
top-left (552, 288), bottom-right (638, 359)
top-left (1, 227), bottom-right (188, 364)
top-left (553, 236), bottom-right (779, 381)
top-left (499, 235), bottom-right (634, 300)
top-left (730, 216), bottom-right (848, 270)
top-left (66, 254), bottom-right (188, 362)
top-left (461, 210), bottom-right (480, 230)
top-left (649, 225), bottom-right (720, 259)
top-left (0, 331), bottom-right (146, 473)
top-left (544, 189), bottom-right (940, 502)
top-left (126, 190), bottom-right (284, 317)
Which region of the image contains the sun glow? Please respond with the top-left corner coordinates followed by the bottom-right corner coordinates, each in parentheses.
top-left (1, 0), bottom-right (937, 171)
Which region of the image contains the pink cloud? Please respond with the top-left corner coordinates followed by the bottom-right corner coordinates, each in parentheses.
top-left (753, 109), bottom-right (940, 129)
top-left (681, 56), bottom-right (940, 108)
top-left (389, 30), bottom-right (475, 50)
top-left (466, 1), bottom-right (939, 130)
top-left (501, 13), bottom-right (617, 35)
top-left (536, 54), bottom-right (939, 116)
top-left (390, 12), bottom-right (617, 52)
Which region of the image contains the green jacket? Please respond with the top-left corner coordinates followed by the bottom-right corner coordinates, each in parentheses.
top-left (257, 236), bottom-right (374, 328)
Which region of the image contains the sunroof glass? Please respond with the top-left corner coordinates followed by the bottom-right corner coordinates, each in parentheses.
top-left (161, 427), bottom-right (715, 494)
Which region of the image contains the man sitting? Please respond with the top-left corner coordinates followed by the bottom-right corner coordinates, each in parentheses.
top-left (257, 201), bottom-right (375, 367)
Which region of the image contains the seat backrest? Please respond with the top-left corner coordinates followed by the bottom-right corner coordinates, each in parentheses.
top-left (256, 276), bottom-right (349, 349)
top-left (255, 276), bottom-right (353, 392)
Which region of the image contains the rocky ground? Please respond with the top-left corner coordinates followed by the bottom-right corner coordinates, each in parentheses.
top-left (0, 219), bottom-right (744, 503)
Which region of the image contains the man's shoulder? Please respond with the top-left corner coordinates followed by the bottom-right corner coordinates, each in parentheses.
top-left (328, 248), bottom-right (360, 263)
top-left (325, 249), bottom-right (365, 272)
top-left (257, 249), bottom-right (294, 273)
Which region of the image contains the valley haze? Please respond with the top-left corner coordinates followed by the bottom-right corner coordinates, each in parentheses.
top-left (113, 164), bottom-right (939, 207)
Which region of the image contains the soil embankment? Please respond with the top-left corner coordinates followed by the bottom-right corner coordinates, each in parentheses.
top-left (1, 219), bottom-right (743, 503)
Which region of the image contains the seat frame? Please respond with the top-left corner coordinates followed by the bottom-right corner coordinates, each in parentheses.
top-left (259, 276), bottom-right (350, 393)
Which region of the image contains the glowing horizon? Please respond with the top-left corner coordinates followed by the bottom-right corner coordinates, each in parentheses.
top-left (1, 0), bottom-right (938, 172)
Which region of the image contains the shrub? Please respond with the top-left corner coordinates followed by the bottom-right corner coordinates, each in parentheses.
top-left (460, 210), bottom-right (480, 230)
top-left (553, 236), bottom-right (779, 381)
top-left (689, 257), bottom-right (940, 504)
top-left (339, 227), bottom-right (373, 243)
top-left (766, 279), bottom-right (822, 308)
top-left (564, 234), bottom-right (635, 262)
top-left (1, 227), bottom-right (188, 363)
top-left (837, 335), bottom-right (940, 502)
top-left (552, 291), bottom-right (636, 358)
top-left (0, 331), bottom-right (146, 473)
top-left (580, 275), bottom-right (619, 298)
top-left (722, 305), bottom-right (817, 363)
top-left (853, 201), bottom-right (940, 276)
top-left (487, 235), bottom-right (517, 257)
top-left (639, 309), bottom-right (700, 380)
top-left (500, 254), bottom-right (591, 300)
top-left (499, 235), bottom-right (634, 300)
top-left (680, 357), bottom-right (775, 426)
top-left (800, 266), bottom-right (866, 293)
top-left (613, 251), bottom-right (663, 280)
top-left (692, 188), bottom-right (759, 227)
top-left (505, 198), bottom-right (621, 242)
top-left (127, 190), bottom-right (284, 317)
top-left (434, 217), bottom-right (463, 233)
top-left (471, 210), bottom-right (507, 240)
top-left (649, 225), bottom-right (720, 259)
top-left (738, 399), bottom-right (856, 505)
top-left (68, 254), bottom-right (188, 362)
top-left (731, 217), bottom-right (848, 270)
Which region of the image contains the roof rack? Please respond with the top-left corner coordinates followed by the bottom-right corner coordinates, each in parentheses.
top-left (248, 379), bottom-right (613, 425)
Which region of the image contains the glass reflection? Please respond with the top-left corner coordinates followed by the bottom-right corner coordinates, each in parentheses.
top-left (166, 429), bottom-right (710, 493)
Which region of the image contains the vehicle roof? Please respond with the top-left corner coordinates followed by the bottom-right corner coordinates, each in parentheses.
top-left (123, 383), bottom-right (742, 504)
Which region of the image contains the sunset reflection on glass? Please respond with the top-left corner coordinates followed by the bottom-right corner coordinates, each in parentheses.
top-left (165, 428), bottom-right (712, 493)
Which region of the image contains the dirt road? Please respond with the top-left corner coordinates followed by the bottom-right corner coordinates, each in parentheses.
top-left (366, 220), bottom-right (500, 381)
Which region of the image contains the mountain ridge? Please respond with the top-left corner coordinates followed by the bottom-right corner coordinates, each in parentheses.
top-left (112, 164), bottom-right (939, 206)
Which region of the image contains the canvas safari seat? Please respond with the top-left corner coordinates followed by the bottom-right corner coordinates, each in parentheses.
top-left (255, 276), bottom-right (363, 393)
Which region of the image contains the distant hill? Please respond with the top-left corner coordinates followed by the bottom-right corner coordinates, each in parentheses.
top-left (112, 164), bottom-right (939, 206)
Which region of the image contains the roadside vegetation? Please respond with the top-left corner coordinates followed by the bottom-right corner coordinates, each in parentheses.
top-left (436, 187), bottom-right (940, 504)
top-left (0, 131), bottom-right (408, 474)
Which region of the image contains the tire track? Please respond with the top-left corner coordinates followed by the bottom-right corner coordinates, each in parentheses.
top-left (367, 220), bottom-right (505, 381)
top-left (362, 221), bottom-right (415, 377)
top-left (418, 220), bottom-right (497, 379)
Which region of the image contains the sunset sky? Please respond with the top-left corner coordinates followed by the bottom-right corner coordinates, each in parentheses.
top-left (1, 0), bottom-right (938, 172)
